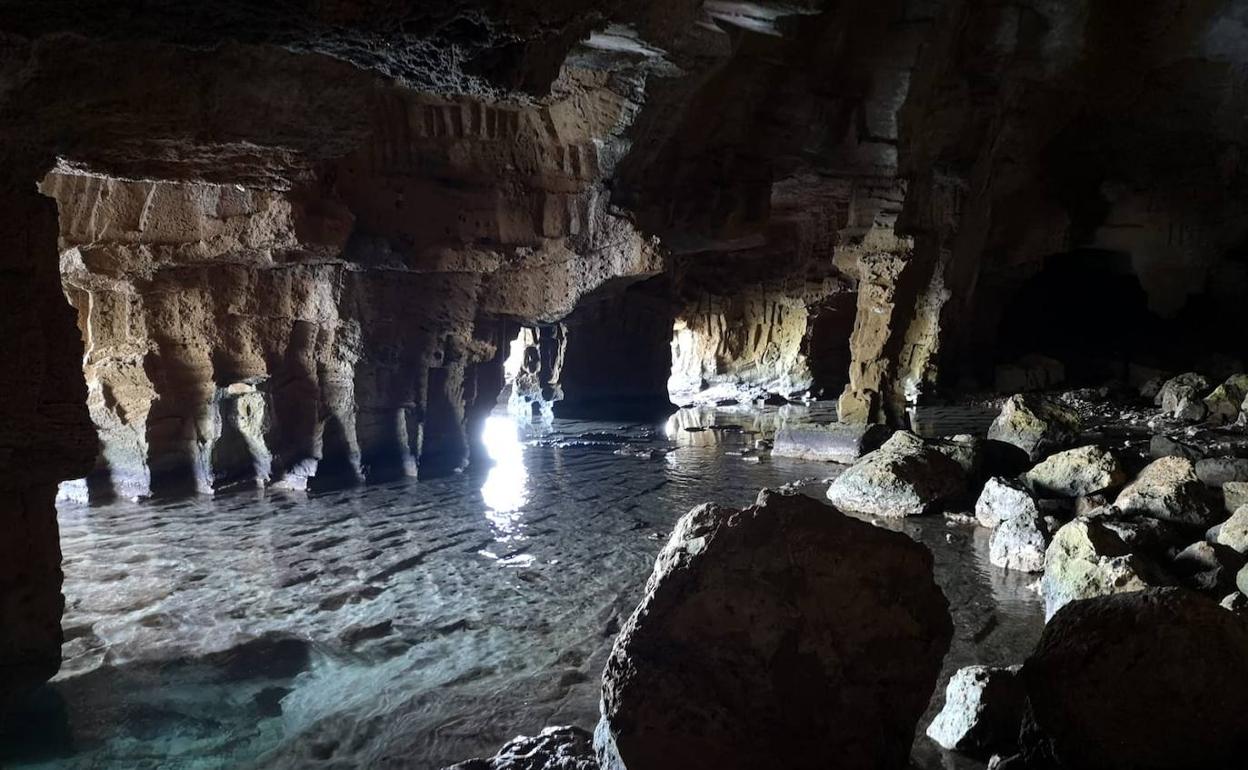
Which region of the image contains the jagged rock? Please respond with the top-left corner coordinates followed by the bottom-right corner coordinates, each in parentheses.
top-left (596, 490), bottom-right (952, 770)
top-left (446, 726), bottom-right (597, 770)
top-left (1092, 513), bottom-right (1184, 556)
top-left (1215, 506), bottom-right (1248, 553)
top-left (1040, 518), bottom-right (1169, 619)
top-left (1022, 589), bottom-right (1248, 770)
top-left (1203, 374), bottom-right (1248, 424)
top-left (1172, 541), bottom-right (1245, 593)
top-left (770, 423), bottom-right (889, 464)
top-left (1221, 591), bottom-right (1248, 614)
top-left (987, 395), bottom-right (1080, 462)
top-left (1148, 434), bottom-right (1204, 462)
top-left (1022, 445), bottom-right (1125, 498)
top-left (975, 477), bottom-right (1040, 529)
top-left (926, 665), bottom-right (1025, 756)
top-left (1114, 456), bottom-right (1219, 527)
top-left (825, 431), bottom-right (967, 517)
top-left (1194, 456), bottom-right (1248, 487)
top-left (1156, 372), bottom-right (1210, 421)
top-left (1223, 481), bottom-right (1248, 514)
top-left (932, 434), bottom-right (984, 478)
top-left (990, 513), bottom-right (1051, 573)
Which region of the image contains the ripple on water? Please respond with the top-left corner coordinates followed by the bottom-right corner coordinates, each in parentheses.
top-left (3, 407), bottom-right (1043, 770)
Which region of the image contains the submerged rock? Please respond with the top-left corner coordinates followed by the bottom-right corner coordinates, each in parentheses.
top-left (1157, 372), bottom-right (1210, 421)
top-left (825, 431), bottom-right (967, 517)
top-left (987, 395), bottom-right (1080, 462)
top-left (446, 726), bottom-right (597, 770)
top-left (1022, 589), bottom-right (1248, 770)
top-left (1114, 456), bottom-right (1218, 527)
top-left (975, 477), bottom-right (1040, 529)
top-left (1040, 518), bottom-right (1168, 619)
top-left (596, 490), bottom-right (952, 770)
top-left (926, 665), bottom-right (1025, 756)
top-left (1022, 445), bottom-right (1125, 498)
top-left (770, 423), bottom-right (889, 463)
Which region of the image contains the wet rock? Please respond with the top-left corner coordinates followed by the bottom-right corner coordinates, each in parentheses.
top-left (1022, 589), bottom-right (1248, 770)
top-left (447, 726), bottom-right (597, 770)
top-left (825, 431), bottom-right (967, 517)
top-left (269, 457), bottom-right (318, 492)
top-left (1113, 456), bottom-right (1219, 527)
top-left (1194, 456), bottom-right (1248, 486)
top-left (1203, 374), bottom-right (1248, 425)
top-left (1223, 481), bottom-right (1248, 514)
top-left (596, 490), bottom-right (952, 770)
top-left (1148, 433), bottom-right (1204, 462)
top-left (1040, 518), bottom-right (1169, 619)
top-left (975, 477), bottom-right (1040, 529)
top-left (1156, 372), bottom-right (1210, 421)
top-left (1215, 506), bottom-right (1248, 553)
top-left (1022, 445), bottom-right (1125, 498)
top-left (926, 665), bottom-right (1025, 756)
top-left (932, 434), bottom-right (983, 478)
top-left (987, 394), bottom-right (1080, 462)
top-left (770, 423), bottom-right (889, 464)
top-left (990, 513), bottom-right (1050, 573)
top-left (1172, 541), bottom-right (1245, 593)
top-left (1093, 513), bottom-right (1184, 556)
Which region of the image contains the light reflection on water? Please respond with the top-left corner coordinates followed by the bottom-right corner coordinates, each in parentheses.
top-left (4, 405), bottom-right (1043, 770)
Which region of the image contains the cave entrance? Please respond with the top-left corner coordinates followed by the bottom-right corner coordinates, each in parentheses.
top-left (499, 324), bottom-right (562, 421)
top-left (991, 248), bottom-right (1244, 387)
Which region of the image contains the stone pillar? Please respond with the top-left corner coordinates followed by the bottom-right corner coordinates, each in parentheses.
top-left (0, 177), bottom-right (95, 706)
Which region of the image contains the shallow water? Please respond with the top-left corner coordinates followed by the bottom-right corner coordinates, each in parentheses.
top-left (5, 405), bottom-right (1043, 770)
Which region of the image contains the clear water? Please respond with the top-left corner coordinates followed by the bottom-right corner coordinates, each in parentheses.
top-left (4, 405), bottom-right (1044, 770)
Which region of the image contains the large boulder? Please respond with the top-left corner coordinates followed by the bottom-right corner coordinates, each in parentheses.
top-left (1040, 518), bottom-right (1169, 619)
top-left (926, 665), bottom-right (1025, 756)
top-left (771, 423), bottom-right (889, 463)
top-left (447, 727), bottom-right (597, 770)
top-left (989, 512), bottom-right (1050, 573)
top-left (1194, 456), bottom-right (1248, 487)
top-left (1022, 589), bottom-right (1248, 770)
top-left (1148, 433), bottom-right (1204, 462)
top-left (1171, 541), bottom-right (1244, 593)
top-left (975, 477), bottom-right (1040, 528)
top-left (1113, 456), bottom-right (1219, 527)
top-left (825, 431), bottom-right (967, 517)
top-left (1216, 505), bottom-right (1248, 553)
top-left (1156, 372), bottom-right (1210, 421)
top-left (1223, 481), bottom-right (1248, 514)
top-left (596, 491), bottom-right (953, 770)
top-left (987, 395), bottom-right (1080, 462)
top-left (1203, 374), bottom-right (1248, 425)
top-left (1022, 445), bottom-right (1125, 498)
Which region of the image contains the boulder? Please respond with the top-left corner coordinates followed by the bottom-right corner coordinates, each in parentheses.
top-left (1040, 518), bottom-right (1169, 619)
top-left (770, 422), bottom-right (889, 464)
top-left (987, 395), bottom-right (1080, 462)
top-left (1215, 505), bottom-right (1248, 553)
top-left (596, 491), bottom-right (953, 770)
top-left (1172, 541), bottom-right (1245, 593)
top-left (1092, 513), bottom-right (1183, 556)
top-left (1204, 374), bottom-right (1248, 424)
top-left (1194, 456), bottom-right (1248, 487)
top-left (925, 665), bottom-right (1026, 756)
top-left (1022, 589), bottom-right (1248, 770)
top-left (825, 431), bottom-right (966, 517)
top-left (447, 727), bottom-right (597, 770)
top-left (975, 477), bottom-right (1040, 529)
top-left (1148, 434), bottom-right (1203, 462)
top-left (1221, 591), bottom-right (1248, 614)
top-left (1113, 456), bottom-right (1219, 527)
top-left (932, 434), bottom-right (983, 478)
top-left (1156, 372), bottom-right (1210, 421)
top-left (1238, 562), bottom-right (1248, 597)
top-left (1223, 481), bottom-right (1248, 514)
top-left (989, 513), bottom-right (1050, 573)
top-left (1022, 445), bottom-right (1125, 498)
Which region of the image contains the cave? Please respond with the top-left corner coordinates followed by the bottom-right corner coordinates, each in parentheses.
top-left (6, 3), bottom-right (1248, 769)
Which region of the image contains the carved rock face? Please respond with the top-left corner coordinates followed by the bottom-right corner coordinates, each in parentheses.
top-left (596, 490), bottom-right (952, 770)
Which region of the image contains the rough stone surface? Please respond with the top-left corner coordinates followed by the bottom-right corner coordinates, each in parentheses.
top-left (1223, 481), bottom-right (1248, 514)
top-left (596, 490), bottom-right (953, 770)
top-left (1149, 434), bottom-right (1204, 462)
top-left (987, 395), bottom-right (1080, 462)
top-left (825, 431), bottom-right (967, 517)
top-left (771, 423), bottom-right (890, 464)
top-left (1203, 374), bottom-right (1248, 424)
top-left (446, 726), bottom-right (597, 770)
top-left (989, 513), bottom-right (1050, 573)
top-left (1022, 589), bottom-right (1248, 770)
top-left (1157, 373), bottom-right (1210, 421)
top-left (1040, 518), bottom-right (1169, 620)
top-left (1194, 456), bottom-right (1248, 487)
top-left (1215, 506), bottom-right (1248, 554)
top-left (926, 665), bottom-right (1025, 756)
top-left (1022, 445), bottom-right (1125, 498)
top-left (1172, 541), bottom-right (1245, 593)
top-left (975, 477), bottom-right (1040, 529)
top-left (1114, 456), bottom-right (1219, 527)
